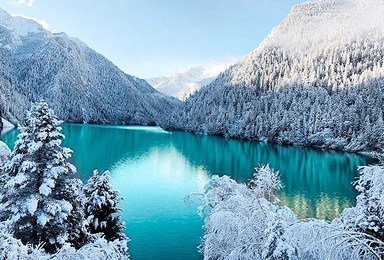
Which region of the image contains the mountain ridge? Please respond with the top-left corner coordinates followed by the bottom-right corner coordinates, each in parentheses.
top-left (0, 8), bottom-right (180, 126)
top-left (165, 0), bottom-right (384, 152)
top-left (146, 65), bottom-right (228, 100)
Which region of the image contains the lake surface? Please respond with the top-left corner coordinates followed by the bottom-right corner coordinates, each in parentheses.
top-left (1, 124), bottom-right (376, 260)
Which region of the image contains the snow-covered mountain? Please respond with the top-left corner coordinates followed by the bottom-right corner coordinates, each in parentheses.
top-left (166, 0), bottom-right (384, 152)
top-left (0, 8), bottom-right (180, 126)
top-left (146, 65), bottom-right (228, 100)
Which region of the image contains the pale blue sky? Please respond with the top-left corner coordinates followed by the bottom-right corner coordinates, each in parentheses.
top-left (0, 0), bottom-right (311, 78)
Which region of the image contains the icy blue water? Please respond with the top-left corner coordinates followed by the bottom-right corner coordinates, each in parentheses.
top-left (1, 124), bottom-right (375, 260)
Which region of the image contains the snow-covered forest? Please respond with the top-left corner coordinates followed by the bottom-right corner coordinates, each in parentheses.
top-left (1, 0), bottom-right (384, 258)
top-left (166, 0), bottom-right (384, 152)
top-left (0, 8), bottom-right (179, 127)
top-left (0, 101), bottom-right (129, 259)
top-left (199, 164), bottom-right (384, 259)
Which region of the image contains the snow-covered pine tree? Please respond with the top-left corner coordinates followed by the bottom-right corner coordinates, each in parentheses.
top-left (0, 100), bottom-right (87, 253)
top-left (84, 170), bottom-right (126, 242)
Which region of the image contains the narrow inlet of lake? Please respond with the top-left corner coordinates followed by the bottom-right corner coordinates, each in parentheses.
top-left (1, 124), bottom-right (375, 260)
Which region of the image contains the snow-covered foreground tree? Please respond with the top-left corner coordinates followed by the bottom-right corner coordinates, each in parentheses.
top-left (0, 100), bottom-right (87, 252)
top-left (200, 165), bottom-right (384, 259)
top-left (0, 101), bottom-right (129, 259)
top-left (84, 170), bottom-right (126, 241)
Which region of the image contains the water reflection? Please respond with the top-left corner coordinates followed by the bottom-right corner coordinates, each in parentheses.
top-left (0, 124), bottom-right (376, 260)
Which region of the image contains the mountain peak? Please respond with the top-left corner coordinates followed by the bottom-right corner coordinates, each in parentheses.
top-left (146, 65), bottom-right (230, 100)
top-left (0, 7), bottom-right (11, 19)
top-left (0, 9), bottom-right (48, 38)
top-left (257, 0), bottom-right (384, 53)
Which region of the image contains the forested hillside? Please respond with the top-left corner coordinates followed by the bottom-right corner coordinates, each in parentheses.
top-left (166, 0), bottom-right (384, 152)
top-left (0, 8), bottom-right (179, 126)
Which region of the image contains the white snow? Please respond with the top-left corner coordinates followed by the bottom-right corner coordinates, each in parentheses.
top-left (201, 164), bottom-right (384, 259)
top-left (167, 0), bottom-right (384, 152)
top-left (146, 65), bottom-right (231, 100)
top-left (25, 197), bottom-right (38, 215)
top-left (1, 118), bottom-right (15, 135)
top-left (37, 213), bottom-right (50, 226)
top-left (0, 7), bottom-right (179, 126)
top-left (0, 141), bottom-right (10, 161)
top-left (2, 118), bottom-right (14, 129)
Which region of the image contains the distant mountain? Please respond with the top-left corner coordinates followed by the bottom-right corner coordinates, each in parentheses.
top-left (0, 8), bottom-right (180, 126)
top-left (146, 65), bottom-right (228, 100)
top-left (166, 0), bottom-right (384, 152)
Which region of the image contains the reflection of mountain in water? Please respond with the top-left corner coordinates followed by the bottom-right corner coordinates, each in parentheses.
top-left (0, 124), bottom-right (376, 220)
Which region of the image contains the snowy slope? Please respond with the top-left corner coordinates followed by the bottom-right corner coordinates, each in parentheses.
top-left (0, 8), bottom-right (180, 125)
top-left (146, 65), bottom-right (228, 100)
top-left (226, 0), bottom-right (384, 90)
top-left (166, 0), bottom-right (384, 152)
top-left (0, 117), bottom-right (15, 135)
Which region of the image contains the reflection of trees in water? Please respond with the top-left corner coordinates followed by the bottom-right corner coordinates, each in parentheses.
top-left (0, 129), bottom-right (18, 149)
top-left (169, 131), bottom-right (375, 219)
top-left (1, 125), bottom-right (376, 220)
top-left (279, 193), bottom-right (355, 220)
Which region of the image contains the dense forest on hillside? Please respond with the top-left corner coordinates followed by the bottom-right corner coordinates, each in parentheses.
top-left (0, 8), bottom-right (179, 126)
top-left (166, 0), bottom-right (384, 152)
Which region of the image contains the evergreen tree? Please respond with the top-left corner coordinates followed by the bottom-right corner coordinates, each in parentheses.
top-left (84, 170), bottom-right (126, 241)
top-left (0, 100), bottom-right (87, 253)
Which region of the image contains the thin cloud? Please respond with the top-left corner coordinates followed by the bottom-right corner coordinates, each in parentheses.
top-left (12, 0), bottom-right (36, 7)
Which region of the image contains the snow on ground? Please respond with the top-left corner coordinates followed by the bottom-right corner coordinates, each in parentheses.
top-left (1, 117), bottom-right (15, 135)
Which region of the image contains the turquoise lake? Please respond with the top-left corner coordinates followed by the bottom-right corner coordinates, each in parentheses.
top-left (0, 124), bottom-right (376, 260)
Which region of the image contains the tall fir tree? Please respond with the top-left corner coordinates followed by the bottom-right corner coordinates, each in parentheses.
top-left (84, 170), bottom-right (126, 241)
top-left (0, 100), bottom-right (87, 253)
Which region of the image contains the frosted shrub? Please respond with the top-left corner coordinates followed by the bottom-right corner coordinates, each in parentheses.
top-left (248, 165), bottom-right (282, 201)
top-left (0, 227), bottom-right (129, 260)
top-left (53, 234), bottom-right (129, 260)
top-left (341, 162), bottom-right (384, 241)
top-left (200, 166), bottom-right (297, 259)
top-left (201, 164), bottom-right (384, 259)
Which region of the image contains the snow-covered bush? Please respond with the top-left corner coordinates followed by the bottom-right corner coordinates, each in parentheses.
top-left (341, 161), bottom-right (384, 241)
top-left (84, 170), bottom-right (126, 242)
top-left (0, 224), bottom-right (129, 260)
top-left (287, 220), bottom-right (384, 259)
top-left (200, 166), bottom-right (297, 259)
top-left (200, 164), bottom-right (384, 259)
top-left (0, 222), bottom-right (45, 260)
top-left (53, 234), bottom-right (129, 260)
